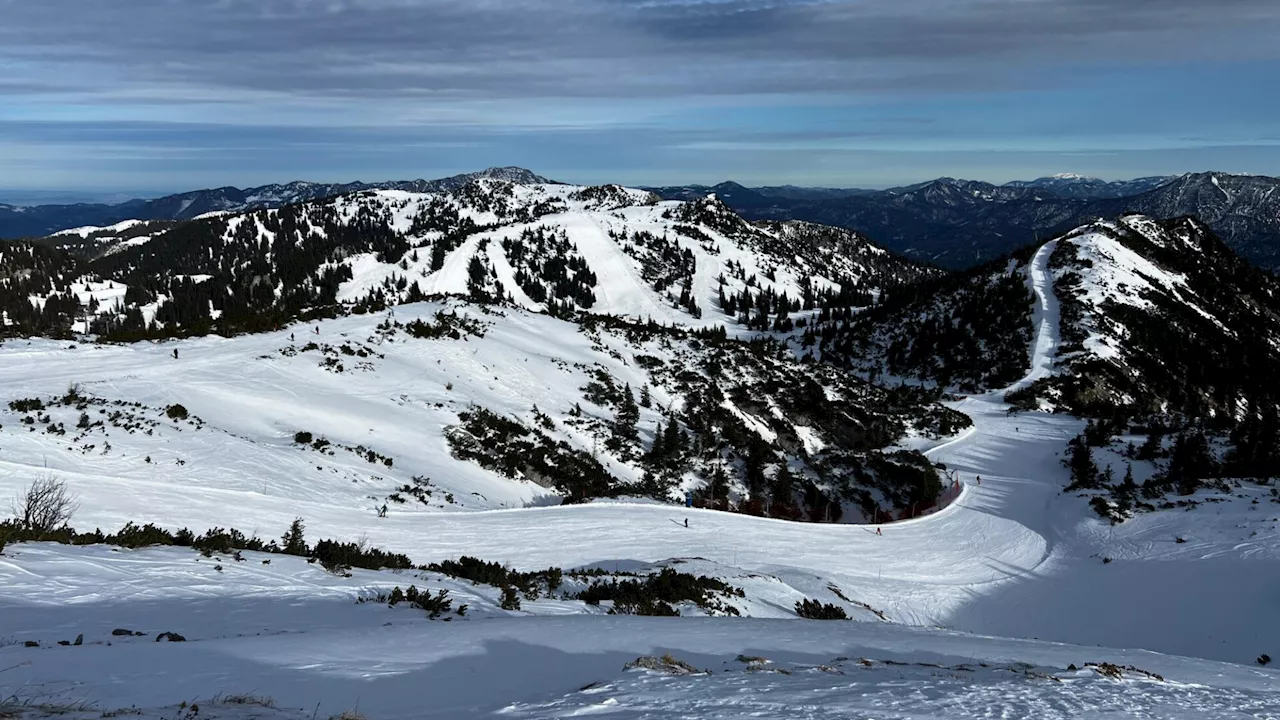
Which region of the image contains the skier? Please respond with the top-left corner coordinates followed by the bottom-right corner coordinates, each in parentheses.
top-left (684, 518), bottom-right (689, 528)
top-left (290, 332), bottom-right (295, 342)
top-left (876, 527), bottom-right (882, 536)
top-left (976, 475), bottom-right (981, 485)
top-left (378, 503), bottom-right (388, 518)
top-left (172, 348), bottom-right (178, 360)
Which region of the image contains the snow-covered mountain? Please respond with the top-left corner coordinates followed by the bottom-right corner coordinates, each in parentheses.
top-left (2, 169), bottom-right (1280, 717)
top-left (138, 166), bottom-right (557, 222)
top-left (0, 299), bottom-right (964, 522)
top-left (829, 212), bottom-right (1280, 498)
top-left (652, 172), bottom-right (1280, 270)
top-left (0, 167), bottom-right (556, 240)
top-left (1002, 173), bottom-right (1175, 199)
top-left (834, 213), bottom-right (1280, 411)
top-left (6, 178), bottom-right (935, 339)
top-left (3, 223), bottom-right (1278, 718)
top-left (0, 178), bottom-right (959, 523)
top-left (1107, 172), bottom-right (1280, 268)
top-left (13, 170), bottom-right (1280, 271)
top-left (1027, 214), bottom-right (1280, 419)
top-left (3, 174), bottom-right (1279, 719)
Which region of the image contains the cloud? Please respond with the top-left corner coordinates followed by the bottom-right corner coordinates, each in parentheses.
top-left (3, 0), bottom-right (1280, 189)
top-left (3, 0), bottom-right (1280, 110)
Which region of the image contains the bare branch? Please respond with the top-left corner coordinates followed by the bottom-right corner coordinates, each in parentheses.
top-left (10, 474), bottom-right (78, 534)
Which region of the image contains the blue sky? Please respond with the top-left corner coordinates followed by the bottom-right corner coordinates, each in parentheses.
top-left (3, 0), bottom-right (1280, 196)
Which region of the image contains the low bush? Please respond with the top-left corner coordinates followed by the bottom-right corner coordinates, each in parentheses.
top-left (427, 556), bottom-right (562, 599)
top-left (8, 398), bottom-right (45, 413)
top-left (795, 599), bottom-right (848, 620)
top-left (577, 567), bottom-right (742, 616)
top-left (377, 585), bottom-right (456, 619)
top-left (311, 538), bottom-right (413, 573)
top-left (0, 518), bottom-right (412, 572)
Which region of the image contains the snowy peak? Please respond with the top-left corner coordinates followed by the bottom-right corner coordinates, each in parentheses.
top-left (144, 167), bottom-right (558, 221)
top-left (462, 166), bottom-right (555, 185)
top-left (0, 168), bottom-right (558, 239)
top-left (1001, 174), bottom-right (1175, 199)
top-left (886, 177), bottom-right (1033, 205)
top-left (419, 166), bottom-right (557, 192)
top-left (1029, 214), bottom-right (1280, 418)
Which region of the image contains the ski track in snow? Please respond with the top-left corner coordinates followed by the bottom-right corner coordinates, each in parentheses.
top-left (3, 239), bottom-right (1280, 717)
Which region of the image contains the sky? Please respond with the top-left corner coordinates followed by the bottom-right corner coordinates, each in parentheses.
top-left (3, 0), bottom-right (1280, 197)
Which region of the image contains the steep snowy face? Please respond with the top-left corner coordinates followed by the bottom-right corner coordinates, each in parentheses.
top-left (8, 179), bottom-right (932, 339)
top-left (1031, 214), bottom-right (1280, 418)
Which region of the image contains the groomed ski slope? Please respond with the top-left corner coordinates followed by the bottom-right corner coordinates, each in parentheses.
top-left (2, 238), bottom-right (1279, 718)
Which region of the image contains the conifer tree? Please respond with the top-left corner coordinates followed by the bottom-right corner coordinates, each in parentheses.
top-left (1121, 463), bottom-right (1136, 492)
top-left (607, 385), bottom-right (640, 453)
top-left (648, 420), bottom-right (667, 462)
top-left (281, 518), bottom-right (307, 556)
top-left (1137, 427), bottom-right (1164, 461)
top-left (1066, 437), bottom-right (1098, 489)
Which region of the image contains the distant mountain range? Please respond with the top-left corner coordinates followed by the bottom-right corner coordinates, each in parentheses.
top-left (644, 173), bottom-right (1176, 204)
top-left (5, 169), bottom-right (1280, 271)
top-left (645, 172), bottom-right (1280, 270)
top-left (1000, 173), bottom-right (1175, 200)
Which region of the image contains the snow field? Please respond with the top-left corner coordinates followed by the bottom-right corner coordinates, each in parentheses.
top-left (2, 221), bottom-right (1279, 717)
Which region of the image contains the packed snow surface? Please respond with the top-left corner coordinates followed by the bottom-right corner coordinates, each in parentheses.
top-left (2, 238), bottom-right (1278, 718)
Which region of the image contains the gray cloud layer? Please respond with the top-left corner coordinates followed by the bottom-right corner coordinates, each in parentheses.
top-left (4, 0), bottom-right (1280, 106)
top-left (4, 0), bottom-right (1280, 190)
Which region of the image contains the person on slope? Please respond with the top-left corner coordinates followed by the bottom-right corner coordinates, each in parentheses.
top-left (876, 527), bottom-right (882, 536)
top-left (172, 348), bottom-right (178, 360)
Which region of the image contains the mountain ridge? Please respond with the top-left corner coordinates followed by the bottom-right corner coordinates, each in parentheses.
top-left (0, 167), bottom-right (556, 239)
top-left (12, 169), bottom-right (1280, 272)
top-left (650, 171), bottom-right (1280, 270)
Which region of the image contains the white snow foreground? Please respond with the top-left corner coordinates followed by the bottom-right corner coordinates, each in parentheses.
top-left (3, 540), bottom-right (1278, 720)
top-left (2, 232), bottom-right (1279, 718)
top-left (3, 599), bottom-right (1276, 720)
top-left (2, 543), bottom-right (1277, 720)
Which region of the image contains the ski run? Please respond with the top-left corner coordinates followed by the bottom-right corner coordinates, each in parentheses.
top-left (1, 214), bottom-right (1278, 719)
